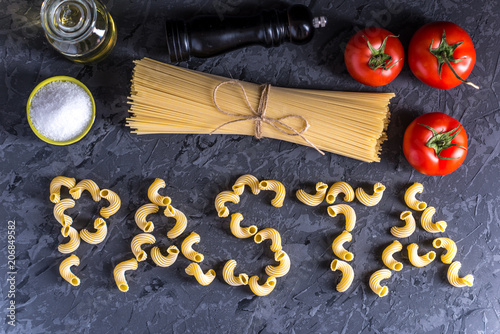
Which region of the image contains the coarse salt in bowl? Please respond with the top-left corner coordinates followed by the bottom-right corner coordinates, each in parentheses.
top-left (27, 76), bottom-right (95, 145)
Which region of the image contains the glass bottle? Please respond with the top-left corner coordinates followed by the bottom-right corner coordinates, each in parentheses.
top-left (40, 0), bottom-right (117, 64)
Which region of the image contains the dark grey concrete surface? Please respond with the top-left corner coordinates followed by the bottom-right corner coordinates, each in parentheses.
top-left (1, 0), bottom-right (499, 333)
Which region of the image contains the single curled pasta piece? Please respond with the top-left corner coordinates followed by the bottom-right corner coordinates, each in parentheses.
top-left (296, 182), bottom-right (328, 206)
top-left (181, 232), bottom-right (204, 262)
top-left (404, 183), bottom-right (427, 211)
top-left (80, 218), bottom-right (108, 245)
top-left (113, 258), bottom-right (138, 292)
top-left (421, 207), bottom-right (447, 233)
top-left (232, 174), bottom-right (261, 195)
top-left (147, 178), bottom-right (171, 206)
top-left (369, 269), bottom-right (392, 297)
top-left (69, 179), bottom-right (101, 202)
top-left (248, 276), bottom-right (277, 296)
top-left (58, 226), bottom-right (80, 254)
top-left (254, 228), bottom-right (282, 252)
top-left (433, 237), bottom-right (457, 264)
top-left (134, 203), bottom-right (159, 233)
top-left (214, 191), bottom-right (240, 217)
top-left (230, 213), bottom-right (258, 239)
top-left (407, 243), bottom-right (436, 267)
top-left (331, 231), bottom-right (354, 261)
top-left (382, 240), bottom-right (403, 271)
top-left (164, 204), bottom-right (188, 239)
top-left (326, 182), bottom-right (355, 204)
top-left (447, 261), bottom-right (474, 287)
top-left (222, 260), bottom-right (249, 286)
top-left (151, 245), bottom-right (179, 267)
top-left (327, 204), bottom-right (357, 232)
top-left (99, 189), bottom-right (121, 219)
top-left (265, 250), bottom-right (291, 277)
top-left (185, 263), bottom-right (216, 286)
top-left (355, 182), bottom-right (386, 207)
top-left (50, 176), bottom-right (76, 203)
top-left (391, 211), bottom-right (416, 238)
top-left (59, 254), bottom-right (80, 286)
top-left (131, 233), bottom-right (156, 262)
top-left (330, 259), bottom-right (354, 292)
top-left (259, 180), bottom-right (286, 208)
top-left (53, 198), bottom-right (75, 227)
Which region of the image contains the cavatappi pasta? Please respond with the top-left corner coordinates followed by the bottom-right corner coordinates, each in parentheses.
top-left (99, 189), bottom-right (121, 219)
top-left (369, 269), bottom-right (392, 297)
top-left (214, 190), bottom-right (240, 217)
top-left (254, 228), bottom-right (282, 252)
top-left (59, 254), bottom-right (80, 286)
top-left (259, 180), bottom-right (286, 208)
top-left (296, 182), bottom-right (328, 206)
top-left (330, 259), bottom-right (354, 292)
top-left (355, 182), bottom-right (385, 206)
top-left (222, 260), bottom-right (249, 286)
top-left (232, 174), bottom-right (261, 196)
top-left (407, 243), bottom-right (436, 267)
top-left (69, 179), bottom-right (101, 202)
top-left (382, 241), bottom-right (403, 271)
top-left (53, 198), bottom-right (75, 227)
top-left (164, 204), bottom-right (188, 239)
top-left (80, 218), bottom-right (108, 245)
top-left (265, 250), bottom-right (291, 277)
top-left (447, 261), bottom-right (474, 287)
top-left (151, 245), bottom-right (180, 267)
top-left (248, 276), bottom-right (277, 296)
top-left (404, 183), bottom-right (427, 211)
top-left (433, 237), bottom-right (457, 264)
top-left (331, 231), bottom-right (354, 261)
top-left (131, 233), bottom-right (156, 262)
top-left (113, 258), bottom-right (138, 292)
top-left (327, 204), bottom-right (357, 232)
top-left (230, 212), bottom-right (258, 239)
top-left (326, 182), bottom-right (355, 204)
top-left (134, 203), bottom-right (159, 233)
top-left (181, 232), bottom-right (204, 262)
top-left (185, 263), bottom-right (216, 286)
top-left (50, 176), bottom-right (76, 203)
top-left (58, 226), bottom-right (80, 254)
top-left (391, 211), bottom-right (416, 238)
top-left (147, 178), bottom-right (172, 206)
top-left (421, 207), bottom-right (447, 233)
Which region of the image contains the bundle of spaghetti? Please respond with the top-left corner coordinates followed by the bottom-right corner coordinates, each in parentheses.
top-left (126, 58), bottom-right (394, 162)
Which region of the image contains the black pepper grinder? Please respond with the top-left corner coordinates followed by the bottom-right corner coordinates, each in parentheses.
top-left (165, 4), bottom-right (327, 62)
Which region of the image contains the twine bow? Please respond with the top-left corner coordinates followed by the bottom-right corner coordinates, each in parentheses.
top-left (210, 80), bottom-right (324, 155)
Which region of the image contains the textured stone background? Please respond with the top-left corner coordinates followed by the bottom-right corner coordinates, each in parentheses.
top-left (1, 0), bottom-right (499, 333)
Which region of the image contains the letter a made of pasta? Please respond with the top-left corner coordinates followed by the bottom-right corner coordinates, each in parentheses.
top-left (259, 180), bottom-right (286, 208)
top-left (391, 211), bottom-right (416, 238)
top-left (447, 261), bottom-right (474, 287)
top-left (230, 213), bottom-right (258, 239)
top-left (330, 259), bottom-right (354, 292)
top-left (53, 198), bottom-right (75, 227)
top-left (134, 203), bottom-right (159, 233)
top-left (382, 241), bottom-right (403, 271)
top-left (113, 258), bottom-right (138, 292)
top-left (50, 176), bottom-right (76, 203)
top-left (421, 207), bottom-right (447, 233)
top-left (254, 228), bottom-right (282, 252)
top-left (164, 204), bottom-right (188, 239)
top-left (147, 178), bottom-right (172, 206)
top-left (80, 218), bottom-right (108, 245)
top-left (248, 276), bottom-right (277, 296)
top-left (327, 204), bottom-right (356, 232)
top-left (222, 260), bottom-right (249, 286)
top-left (181, 232), bottom-right (204, 262)
top-left (355, 182), bottom-right (386, 207)
top-left (296, 182), bottom-right (328, 206)
top-left (131, 233), bottom-right (156, 262)
top-left (404, 183), bottom-right (427, 211)
top-left (69, 179), bottom-right (101, 202)
top-left (99, 189), bottom-right (121, 219)
top-left (407, 243), bottom-right (436, 267)
top-left (58, 226), bottom-right (80, 254)
top-left (59, 254), bottom-right (80, 286)
top-left (432, 237), bottom-right (457, 264)
top-left (214, 191), bottom-right (240, 218)
top-left (265, 250), bottom-right (291, 277)
top-left (331, 231), bottom-right (354, 261)
top-left (232, 174), bottom-right (261, 196)
top-left (151, 245), bottom-right (179, 267)
top-left (326, 182), bottom-right (355, 204)
top-left (369, 269), bottom-right (392, 297)
top-left (185, 263), bottom-right (216, 286)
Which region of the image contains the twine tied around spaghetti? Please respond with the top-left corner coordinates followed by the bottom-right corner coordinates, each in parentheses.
top-left (210, 80), bottom-right (325, 155)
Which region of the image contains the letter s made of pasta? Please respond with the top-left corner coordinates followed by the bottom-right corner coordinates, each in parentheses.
top-left (164, 204), bottom-right (188, 239)
top-left (53, 198), bottom-right (75, 227)
top-left (58, 226), bottom-right (81, 254)
top-left (185, 263), bottom-right (216, 286)
top-left (382, 240), bottom-right (403, 271)
top-left (147, 178), bottom-right (171, 206)
top-left (181, 232), bottom-right (204, 262)
top-left (59, 254), bottom-right (80, 286)
top-left (331, 231), bottom-right (354, 261)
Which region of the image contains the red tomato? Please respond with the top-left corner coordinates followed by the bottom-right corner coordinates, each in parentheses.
top-left (403, 112), bottom-right (467, 175)
top-left (344, 27), bottom-right (404, 87)
top-left (408, 21), bottom-right (476, 89)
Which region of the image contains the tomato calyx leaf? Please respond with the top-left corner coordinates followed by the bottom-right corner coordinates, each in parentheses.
top-left (418, 123), bottom-right (467, 160)
top-left (363, 34), bottom-right (402, 71)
